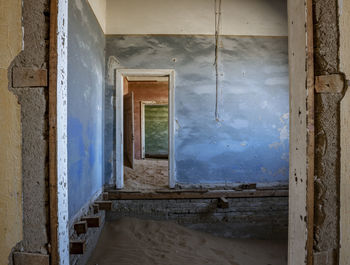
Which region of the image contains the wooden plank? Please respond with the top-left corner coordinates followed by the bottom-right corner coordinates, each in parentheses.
top-left (93, 204), bottom-right (99, 214)
top-left (49, 0), bottom-right (59, 264)
top-left (306, 0), bottom-right (315, 263)
top-left (81, 216), bottom-right (100, 228)
top-left (288, 0), bottom-right (314, 263)
top-left (155, 189), bottom-right (208, 193)
top-left (69, 241), bottom-right (85, 255)
top-left (74, 221), bottom-right (88, 235)
top-left (217, 197), bottom-right (229, 208)
top-left (95, 200), bottom-right (113, 211)
top-left (235, 183), bottom-right (256, 190)
top-left (13, 252), bottom-right (49, 265)
top-left (102, 192), bottom-right (109, 200)
top-left (12, 67), bottom-right (48, 87)
top-left (340, 87), bottom-right (350, 265)
top-left (107, 189), bottom-right (288, 200)
top-left (315, 74), bottom-right (344, 93)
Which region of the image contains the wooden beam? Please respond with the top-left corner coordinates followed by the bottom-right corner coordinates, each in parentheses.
top-left (93, 204), bottom-right (99, 214)
top-left (217, 197), bottom-right (229, 208)
top-left (12, 67), bottom-right (48, 87)
top-left (81, 216), bottom-right (100, 228)
top-left (106, 189), bottom-right (288, 200)
top-left (13, 252), bottom-right (49, 265)
top-left (49, 0), bottom-right (59, 263)
top-left (95, 200), bottom-right (113, 211)
top-left (315, 74), bottom-right (345, 93)
top-left (74, 221), bottom-right (88, 235)
top-left (70, 241), bottom-right (85, 255)
top-left (102, 192), bottom-right (109, 200)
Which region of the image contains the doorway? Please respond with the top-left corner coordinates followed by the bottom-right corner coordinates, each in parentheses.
top-left (116, 69), bottom-right (175, 189)
top-left (49, 0), bottom-right (314, 263)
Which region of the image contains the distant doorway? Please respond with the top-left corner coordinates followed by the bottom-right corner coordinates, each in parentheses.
top-left (116, 69), bottom-right (175, 189)
top-left (141, 102), bottom-right (169, 159)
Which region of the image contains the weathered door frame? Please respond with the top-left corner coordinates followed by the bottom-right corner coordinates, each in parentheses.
top-left (141, 101), bottom-right (169, 159)
top-left (115, 69), bottom-right (175, 189)
top-left (49, 0), bottom-right (70, 264)
top-left (49, 0), bottom-right (314, 264)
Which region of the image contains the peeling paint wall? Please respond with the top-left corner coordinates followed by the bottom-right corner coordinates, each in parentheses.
top-left (313, 0), bottom-right (342, 262)
top-left (0, 0), bottom-right (23, 264)
top-left (68, 0), bottom-right (105, 219)
top-left (105, 36), bottom-right (289, 185)
top-left (6, 0), bottom-right (51, 258)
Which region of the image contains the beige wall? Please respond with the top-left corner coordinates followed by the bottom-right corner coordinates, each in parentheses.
top-left (0, 0), bottom-right (23, 263)
top-left (339, 0), bottom-right (350, 77)
top-left (88, 0), bottom-right (107, 32)
top-left (87, 0), bottom-right (288, 36)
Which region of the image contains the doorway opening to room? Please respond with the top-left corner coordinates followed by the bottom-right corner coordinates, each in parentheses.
top-left (116, 69), bottom-right (175, 190)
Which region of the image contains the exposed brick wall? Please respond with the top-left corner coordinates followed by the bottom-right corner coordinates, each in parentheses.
top-left (107, 197), bottom-right (288, 239)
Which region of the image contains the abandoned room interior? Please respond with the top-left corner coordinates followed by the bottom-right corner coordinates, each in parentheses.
top-left (1, 0), bottom-right (350, 264)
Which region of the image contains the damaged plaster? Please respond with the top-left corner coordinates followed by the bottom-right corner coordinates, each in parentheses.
top-left (7, 0), bottom-right (50, 257)
top-left (313, 0), bottom-right (342, 262)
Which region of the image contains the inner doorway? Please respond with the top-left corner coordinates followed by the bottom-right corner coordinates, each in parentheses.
top-left (116, 69), bottom-right (175, 190)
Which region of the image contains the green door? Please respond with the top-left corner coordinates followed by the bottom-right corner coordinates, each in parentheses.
top-left (144, 105), bottom-right (168, 158)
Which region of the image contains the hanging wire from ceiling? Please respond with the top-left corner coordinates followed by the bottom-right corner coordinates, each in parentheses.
top-left (214, 0), bottom-right (222, 121)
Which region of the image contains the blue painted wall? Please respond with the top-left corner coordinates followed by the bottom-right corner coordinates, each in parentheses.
top-left (68, 0), bottom-right (105, 219)
top-left (105, 36), bottom-right (289, 185)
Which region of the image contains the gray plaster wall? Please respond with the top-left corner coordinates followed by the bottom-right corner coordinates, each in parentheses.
top-left (68, 0), bottom-right (105, 219)
top-left (313, 0), bottom-right (342, 262)
top-left (8, 0), bottom-right (50, 258)
top-left (105, 36), bottom-right (289, 185)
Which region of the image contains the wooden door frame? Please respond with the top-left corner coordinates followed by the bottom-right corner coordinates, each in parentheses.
top-left (115, 69), bottom-right (176, 189)
top-left (49, 0), bottom-right (314, 264)
top-left (141, 101), bottom-right (169, 159)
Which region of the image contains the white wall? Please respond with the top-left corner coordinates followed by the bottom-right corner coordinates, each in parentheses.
top-left (88, 0), bottom-right (107, 32)
top-left (104, 0), bottom-right (287, 36)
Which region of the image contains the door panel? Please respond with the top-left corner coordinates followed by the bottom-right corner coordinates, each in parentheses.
top-left (123, 91), bottom-right (134, 168)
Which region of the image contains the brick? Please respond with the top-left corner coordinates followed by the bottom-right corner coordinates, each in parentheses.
top-left (74, 221), bottom-right (88, 235)
top-left (70, 240), bottom-right (85, 255)
top-left (81, 216), bottom-right (100, 227)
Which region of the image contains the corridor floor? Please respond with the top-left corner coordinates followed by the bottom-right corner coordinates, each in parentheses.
top-left (124, 159), bottom-right (168, 191)
top-left (87, 218), bottom-right (287, 265)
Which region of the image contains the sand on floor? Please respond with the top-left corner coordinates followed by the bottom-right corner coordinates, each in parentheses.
top-left (87, 218), bottom-right (287, 265)
top-left (124, 159), bottom-right (168, 191)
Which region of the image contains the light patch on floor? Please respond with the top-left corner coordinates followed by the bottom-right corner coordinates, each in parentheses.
top-left (124, 159), bottom-right (168, 190)
top-left (87, 218), bottom-right (287, 265)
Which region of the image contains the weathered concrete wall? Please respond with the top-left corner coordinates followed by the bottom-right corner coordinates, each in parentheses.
top-left (313, 0), bottom-right (342, 262)
top-left (107, 197), bottom-right (288, 239)
top-left (105, 36), bottom-right (289, 185)
top-left (127, 81), bottom-right (168, 159)
top-left (6, 0), bottom-right (51, 259)
top-left (0, 0), bottom-right (23, 264)
top-left (68, 0), bottom-right (105, 219)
